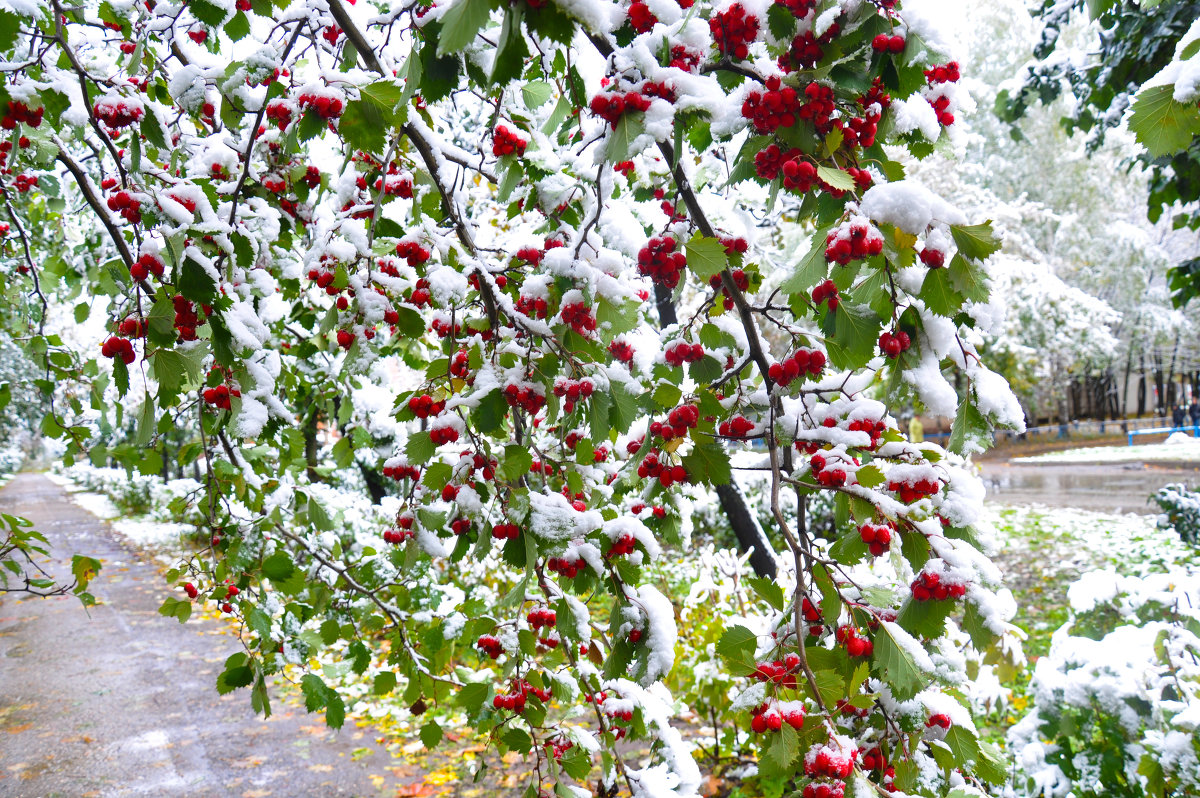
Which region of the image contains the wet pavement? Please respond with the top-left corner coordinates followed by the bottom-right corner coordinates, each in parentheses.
top-left (980, 461), bottom-right (1200, 514)
top-left (0, 474), bottom-right (396, 798)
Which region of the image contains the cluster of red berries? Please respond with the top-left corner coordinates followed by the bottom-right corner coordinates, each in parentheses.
top-left (117, 317), bottom-right (147, 338)
top-left (844, 416), bottom-right (888, 449)
top-left (753, 144), bottom-right (800, 181)
top-left (656, 403), bottom-right (700, 441)
top-left (718, 415), bottom-right (756, 438)
top-left (527, 608), bottom-right (556, 629)
top-left (628, 0), bottom-right (656, 32)
top-left (637, 236), bottom-right (687, 288)
top-left (637, 452), bottom-right (689, 488)
top-left (430, 317), bottom-right (462, 338)
top-left (101, 336), bottom-right (136, 364)
top-left (383, 463), bottom-right (420, 480)
top-left (515, 294), bottom-right (549, 319)
top-left (450, 518), bottom-right (471, 536)
top-left (515, 246), bottom-right (545, 265)
top-left (407, 394), bottom-right (446, 419)
top-left (336, 329), bottom-right (357, 350)
top-left (265, 100), bottom-right (292, 129)
top-left (925, 713), bottom-right (952, 729)
top-left (130, 253), bottom-right (165, 282)
top-left (804, 742), bottom-right (857, 780)
top-left (546, 555), bottom-right (583, 578)
top-left (836, 624), bottom-right (874, 657)
top-left (492, 679), bottom-right (550, 713)
top-left (858, 522), bottom-right (893, 556)
top-left (878, 329), bottom-right (911, 358)
top-left (2, 100), bottom-right (43, 129)
top-left (298, 91), bottom-right (344, 119)
top-left (93, 97), bottom-right (144, 129)
top-left (750, 700), bottom-right (806, 733)
top-left (382, 527), bottom-right (413, 545)
top-left (888, 476), bottom-right (940, 503)
top-left (503, 383), bottom-right (546, 414)
top-left (613, 160), bottom-right (636, 177)
top-left (476, 634), bottom-right (504, 659)
top-left (606, 532), bottom-right (639, 559)
top-left (752, 654), bottom-right (802, 688)
top-left (924, 61), bottom-right (961, 84)
top-left (779, 25), bottom-right (839, 72)
top-left (669, 45), bottom-right (701, 72)
top-left (710, 3), bottom-right (758, 61)
top-left (801, 782), bottom-right (845, 798)
top-left (707, 267), bottom-right (750, 310)
top-left (589, 90), bottom-right (652, 128)
top-left (872, 33), bottom-right (906, 53)
top-left (811, 279), bottom-right (839, 311)
top-left (491, 522), bottom-right (521, 540)
top-left (798, 82), bottom-right (837, 131)
top-left (321, 25), bottom-right (341, 46)
top-left (106, 190), bottom-right (142, 224)
top-left (202, 384), bottom-right (239, 410)
top-left (910, 570), bottom-right (967, 602)
top-left (12, 173), bottom-right (37, 193)
top-left (560, 302), bottom-right (596, 336)
top-left (492, 124), bottom-right (527, 157)
top-left (429, 421), bottom-right (460, 446)
top-left (375, 174), bottom-right (414, 197)
top-left (173, 295), bottom-right (202, 341)
top-left (774, 0), bottom-right (816, 16)
top-left (629, 503), bottom-right (666, 519)
top-left (449, 350), bottom-right (470, 380)
top-left (768, 347), bottom-right (826, 386)
top-left (825, 221), bottom-right (884, 264)
top-left (552, 378), bottom-right (595, 402)
top-left (809, 453), bottom-right (847, 487)
top-left (742, 76), bottom-right (801, 134)
top-left (664, 341), bottom-right (705, 367)
top-left (394, 240), bottom-right (432, 267)
top-left (608, 339), bottom-right (635, 364)
top-left (928, 93), bottom-right (955, 127)
top-left (919, 246), bottom-right (946, 268)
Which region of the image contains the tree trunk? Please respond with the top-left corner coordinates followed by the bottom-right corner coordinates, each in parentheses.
top-left (655, 282), bottom-right (778, 579)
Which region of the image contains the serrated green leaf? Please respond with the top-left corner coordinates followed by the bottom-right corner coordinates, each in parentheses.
top-left (406, 431), bottom-right (436, 464)
top-left (919, 266), bottom-right (964, 317)
top-left (522, 81), bottom-right (553, 108)
top-left (1128, 84), bottom-right (1200, 157)
top-left (500, 444), bottom-right (532, 481)
top-left (948, 397), bottom-right (991, 456)
top-left (949, 222), bottom-right (1000, 262)
top-left (680, 442), bottom-right (732, 486)
top-left (825, 302), bottom-right (882, 370)
top-left (420, 721), bottom-right (443, 748)
top-left (686, 233), bottom-right (728, 280)
top-left (437, 0), bottom-right (493, 56)
top-left (605, 112), bottom-right (644, 163)
top-left (816, 165), bottom-right (856, 192)
top-left (262, 551), bottom-right (295, 582)
top-left (873, 621), bottom-right (932, 700)
top-left (780, 230), bottom-right (829, 294)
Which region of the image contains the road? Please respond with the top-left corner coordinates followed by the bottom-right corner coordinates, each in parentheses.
top-left (980, 460), bottom-right (1200, 514)
top-left (0, 474), bottom-right (398, 798)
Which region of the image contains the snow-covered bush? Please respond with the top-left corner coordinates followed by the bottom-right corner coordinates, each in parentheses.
top-left (1152, 483), bottom-right (1200, 546)
top-left (1009, 568), bottom-right (1200, 797)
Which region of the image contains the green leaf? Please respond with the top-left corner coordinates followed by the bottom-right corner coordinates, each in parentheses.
top-left (325, 694), bottom-right (346, 729)
top-left (340, 81), bottom-right (403, 154)
top-left (472, 389), bottom-right (508, 434)
top-left (500, 444), bottom-right (532, 481)
top-left (949, 222), bottom-right (1000, 262)
top-left (919, 266), bottom-right (964, 317)
top-left (373, 671), bottom-right (397, 695)
top-left (855, 464), bottom-right (884, 487)
top-left (764, 723), bottom-right (800, 773)
top-left (608, 381), bottom-right (640, 434)
top-left (745, 576), bottom-right (784, 611)
top-left (262, 551), bottom-right (295, 582)
top-left (873, 621), bottom-right (932, 700)
top-left (188, 0), bottom-right (228, 26)
top-left (816, 165), bottom-right (856, 192)
top-left (158, 595), bottom-right (192, 623)
top-left (225, 10), bottom-right (250, 41)
top-left (420, 720), bottom-right (443, 748)
top-left (437, 0), bottom-right (493, 56)
top-left (1128, 84), bottom-right (1200, 157)
top-left (457, 681), bottom-right (489, 712)
top-left (680, 441), bottom-right (732, 486)
top-left (179, 257), bottom-right (217, 303)
top-left (490, 6), bottom-right (527, 85)
top-left (947, 253), bottom-right (988, 303)
top-left (522, 81), bottom-right (554, 109)
top-left (948, 397), bottom-right (991, 456)
top-left (716, 624), bottom-right (758, 670)
top-left (559, 745), bottom-right (592, 780)
top-left (766, 2), bottom-right (796, 40)
top-left (943, 724), bottom-right (981, 768)
top-left (405, 431), bottom-right (436, 464)
top-left (605, 112), bottom-right (644, 163)
top-left (685, 233), bottom-right (728, 280)
top-left (781, 232), bottom-right (830, 294)
top-left (302, 673), bottom-right (331, 712)
top-left (896, 595), bottom-right (953, 639)
top-left (976, 740), bottom-right (1008, 784)
top-left (824, 302), bottom-right (882, 370)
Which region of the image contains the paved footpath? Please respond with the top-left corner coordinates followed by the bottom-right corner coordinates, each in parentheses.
top-left (0, 473), bottom-right (400, 798)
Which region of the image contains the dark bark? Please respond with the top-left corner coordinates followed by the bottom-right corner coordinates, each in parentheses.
top-left (655, 282), bottom-right (778, 579)
top-left (358, 463), bottom-right (387, 505)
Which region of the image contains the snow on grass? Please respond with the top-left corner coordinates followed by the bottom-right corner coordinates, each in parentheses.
top-left (1013, 436), bottom-right (1200, 464)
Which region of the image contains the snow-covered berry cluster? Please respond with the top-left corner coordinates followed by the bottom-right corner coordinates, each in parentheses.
top-left (637, 236), bottom-right (687, 288)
